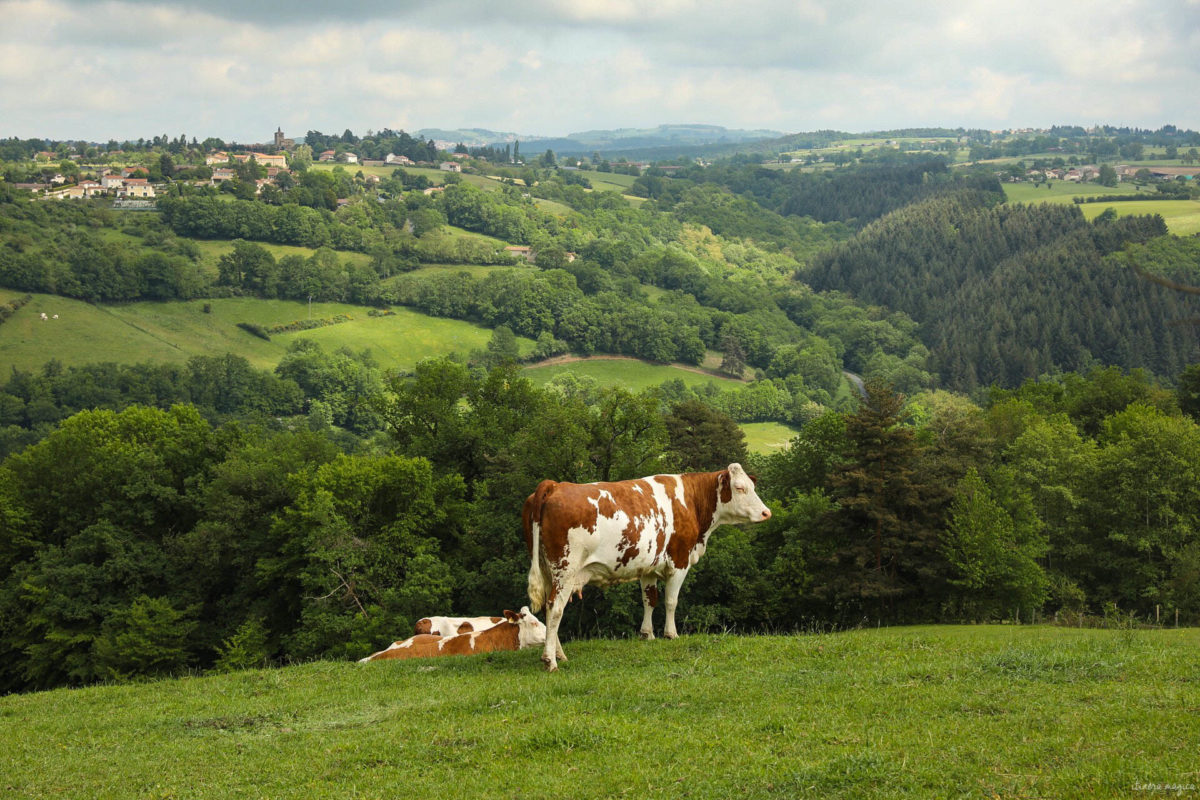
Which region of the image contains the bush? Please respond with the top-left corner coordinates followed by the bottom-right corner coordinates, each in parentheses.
top-left (236, 322), bottom-right (271, 340)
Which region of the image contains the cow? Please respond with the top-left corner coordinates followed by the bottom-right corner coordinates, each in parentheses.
top-left (358, 607), bottom-right (546, 663)
top-left (414, 615), bottom-right (504, 637)
top-left (524, 463), bottom-right (771, 671)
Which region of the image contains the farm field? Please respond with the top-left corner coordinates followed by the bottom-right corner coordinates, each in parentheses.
top-left (309, 163), bottom-right (504, 193)
top-left (1002, 180), bottom-right (1149, 204)
top-left (0, 295), bottom-right (523, 373)
top-left (1003, 183), bottom-right (1200, 235)
top-left (1078, 199), bottom-right (1200, 236)
top-left (524, 355), bottom-right (744, 393)
top-left (740, 421), bottom-right (799, 452)
top-left (2, 625), bottom-right (1196, 799)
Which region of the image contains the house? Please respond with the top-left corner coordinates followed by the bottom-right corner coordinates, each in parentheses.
top-left (319, 150), bottom-right (337, 162)
top-left (385, 153), bottom-right (414, 166)
top-left (121, 166), bottom-right (148, 178)
top-left (439, 161), bottom-right (462, 173)
top-left (119, 178), bottom-right (155, 198)
top-left (211, 168), bottom-right (236, 183)
top-left (101, 174), bottom-right (124, 190)
top-left (205, 152), bottom-right (230, 165)
top-left (341, 152), bottom-right (358, 164)
top-left (234, 152), bottom-right (287, 169)
top-left (505, 245), bottom-right (535, 262)
top-left (421, 185), bottom-right (445, 196)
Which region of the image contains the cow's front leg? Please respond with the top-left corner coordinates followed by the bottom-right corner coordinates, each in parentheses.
top-left (639, 577), bottom-right (658, 640)
top-left (662, 570), bottom-right (689, 639)
top-left (542, 588), bottom-right (570, 671)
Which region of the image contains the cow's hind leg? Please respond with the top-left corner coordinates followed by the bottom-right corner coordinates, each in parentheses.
top-left (639, 577), bottom-right (658, 640)
top-left (662, 569), bottom-right (690, 639)
top-left (543, 588), bottom-right (570, 671)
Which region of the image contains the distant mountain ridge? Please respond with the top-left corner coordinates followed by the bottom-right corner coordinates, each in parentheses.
top-left (416, 124), bottom-right (784, 154)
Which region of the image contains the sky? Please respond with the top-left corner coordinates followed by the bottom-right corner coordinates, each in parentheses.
top-left (2, 0), bottom-right (1198, 143)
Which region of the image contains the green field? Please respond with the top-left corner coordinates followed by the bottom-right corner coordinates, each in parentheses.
top-left (525, 357), bottom-right (744, 393)
top-left (310, 162), bottom-right (505, 193)
top-left (740, 421), bottom-right (799, 452)
top-left (1078, 199), bottom-right (1200, 236)
top-left (0, 296), bottom-right (523, 373)
top-left (2, 625), bottom-right (1196, 798)
top-left (1003, 183), bottom-right (1200, 235)
top-left (1002, 181), bottom-right (1144, 204)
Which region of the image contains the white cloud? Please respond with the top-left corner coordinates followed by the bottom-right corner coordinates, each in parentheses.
top-left (1, 0), bottom-right (1196, 141)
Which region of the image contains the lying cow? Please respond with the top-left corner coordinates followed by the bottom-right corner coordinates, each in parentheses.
top-left (414, 615), bottom-right (504, 637)
top-left (525, 463), bottom-right (771, 671)
top-left (359, 607), bottom-right (546, 662)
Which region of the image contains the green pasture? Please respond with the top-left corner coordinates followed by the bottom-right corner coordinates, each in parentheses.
top-left (3, 626), bottom-right (1196, 799)
top-left (740, 421), bottom-right (799, 453)
top-left (1003, 183), bottom-right (1200, 235)
top-left (525, 357), bottom-right (743, 393)
top-left (533, 197), bottom-right (574, 215)
top-left (0, 296), bottom-right (522, 373)
top-left (310, 163), bottom-right (503, 193)
top-left (1078, 199), bottom-right (1200, 236)
top-left (1002, 180), bottom-right (1143, 204)
top-left (574, 169), bottom-right (638, 191)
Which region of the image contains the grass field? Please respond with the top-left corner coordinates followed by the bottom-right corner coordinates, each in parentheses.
top-left (1002, 181), bottom-right (1145, 204)
top-left (1003, 183), bottom-right (1200, 235)
top-left (524, 357), bottom-right (744, 393)
top-left (1078, 199), bottom-right (1200, 236)
top-left (0, 296), bottom-right (523, 373)
top-left (2, 625), bottom-right (1196, 798)
top-left (740, 421), bottom-right (799, 452)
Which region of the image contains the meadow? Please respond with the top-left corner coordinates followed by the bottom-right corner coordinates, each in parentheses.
top-left (1003, 182), bottom-right (1200, 235)
top-left (524, 355), bottom-right (744, 393)
top-left (0, 295), bottom-right (522, 372)
top-left (1, 625), bottom-right (1195, 799)
top-left (739, 421), bottom-right (800, 452)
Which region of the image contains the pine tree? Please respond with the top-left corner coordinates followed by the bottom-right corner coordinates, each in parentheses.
top-left (819, 380), bottom-right (943, 620)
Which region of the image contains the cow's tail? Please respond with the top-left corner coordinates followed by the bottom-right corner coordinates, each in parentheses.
top-left (524, 480), bottom-right (557, 614)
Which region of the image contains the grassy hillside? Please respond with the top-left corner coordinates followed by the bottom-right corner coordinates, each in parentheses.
top-left (524, 356), bottom-right (744, 392)
top-left (0, 295), bottom-right (524, 372)
top-left (1003, 182), bottom-right (1200, 235)
top-left (2, 626), bottom-right (1195, 799)
top-left (740, 421), bottom-right (799, 452)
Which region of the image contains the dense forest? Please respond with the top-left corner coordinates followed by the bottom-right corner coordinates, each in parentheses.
top-left (4, 135), bottom-right (1200, 692)
top-left (803, 194), bottom-right (1200, 389)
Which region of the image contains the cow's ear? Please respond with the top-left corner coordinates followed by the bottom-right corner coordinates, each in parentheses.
top-left (749, 474), bottom-right (758, 485)
top-left (503, 609), bottom-right (519, 622)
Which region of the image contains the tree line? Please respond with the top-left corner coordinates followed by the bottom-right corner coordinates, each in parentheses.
top-left (4, 356), bottom-right (1200, 692)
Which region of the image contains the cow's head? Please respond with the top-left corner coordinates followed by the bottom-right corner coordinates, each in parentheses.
top-left (717, 463), bottom-right (772, 524)
top-left (504, 606), bottom-right (548, 649)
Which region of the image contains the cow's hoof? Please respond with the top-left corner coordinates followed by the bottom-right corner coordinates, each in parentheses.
top-left (542, 657), bottom-right (558, 672)
top-left (639, 630), bottom-right (655, 641)
top-left (663, 631), bottom-right (678, 640)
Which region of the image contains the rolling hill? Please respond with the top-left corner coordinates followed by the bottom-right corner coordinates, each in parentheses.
top-left (1, 625), bottom-right (1194, 799)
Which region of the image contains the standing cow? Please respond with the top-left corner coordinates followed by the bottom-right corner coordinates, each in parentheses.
top-left (524, 463), bottom-right (771, 671)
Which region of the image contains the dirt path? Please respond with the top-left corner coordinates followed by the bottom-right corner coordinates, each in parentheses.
top-left (526, 354), bottom-right (749, 383)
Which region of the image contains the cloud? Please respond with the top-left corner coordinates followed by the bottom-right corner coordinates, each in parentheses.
top-left (1, 0), bottom-right (1197, 141)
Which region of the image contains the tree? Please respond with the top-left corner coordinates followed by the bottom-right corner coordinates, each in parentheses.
top-left (821, 380), bottom-right (943, 619)
top-left (941, 468), bottom-right (1047, 619)
top-left (720, 332), bottom-right (747, 377)
top-left (1098, 164), bottom-right (1118, 187)
top-left (664, 399), bottom-right (748, 472)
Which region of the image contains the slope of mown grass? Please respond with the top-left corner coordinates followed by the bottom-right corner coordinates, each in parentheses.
top-left (1003, 183), bottom-right (1200, 235)
top-left (2, 626), bottom-right (1196, 799)
top-left (524, 356), bottom-right (744, 393)
top-left (740, 421), bottom-right (799, 452)
top-left (0, 296), bottom-right (525, 372)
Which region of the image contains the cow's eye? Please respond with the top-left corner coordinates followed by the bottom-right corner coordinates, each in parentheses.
top-left (736, 486), bottom-right (747, 494)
